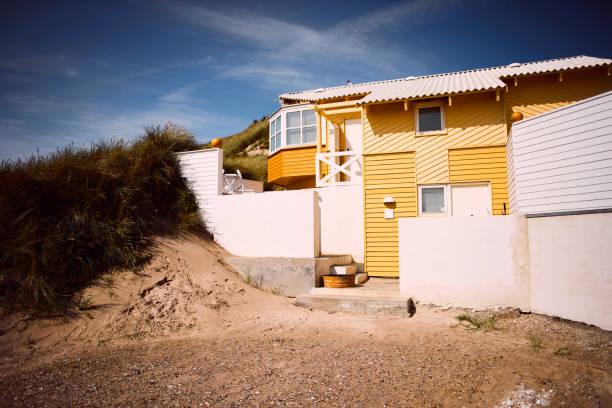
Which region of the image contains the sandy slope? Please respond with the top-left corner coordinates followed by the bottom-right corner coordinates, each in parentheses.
top-left (0, 235), bottom-right (610, 407)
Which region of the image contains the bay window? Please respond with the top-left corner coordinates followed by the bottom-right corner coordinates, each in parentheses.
top-left (269, 115), bottom-right (281, 152)
top-left (269, 104), bottom-right (317, 154)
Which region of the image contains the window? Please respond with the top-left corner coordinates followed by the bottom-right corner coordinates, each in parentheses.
top-left (419, 185), bottom-right (449, 216)
top-left (268, 105), bottom-right (317, 155)
top-left (286, 109), bottom-right (316, 145)
top-left (416, 102), bottom-right (445, 135)
top-left (418, 183), bottom-right (492, 216)
top-left (269, 115), bottom-right (281, 152)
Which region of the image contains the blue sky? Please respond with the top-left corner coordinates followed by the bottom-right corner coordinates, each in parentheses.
top-left (1, 0), bottom-right (610, 160)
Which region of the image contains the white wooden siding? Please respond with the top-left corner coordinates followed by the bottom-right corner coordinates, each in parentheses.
top-left (508, 91), bottom-right (612, 215)
top-left (176, 148), bottom-right (223, 232)
top-left (506, 130), bottom-right (518, 214)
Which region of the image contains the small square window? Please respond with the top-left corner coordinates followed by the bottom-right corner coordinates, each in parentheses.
top-left (287, 128), bottom-right (301, 145)
top-left (420, 186), bottom-right (447, 215)
top-left (287, 111), bottom-right (301, 128)
top-left (303, 126), bottom-right (316, 143)
top-left (302, 110), bottom-right (316, 126)
top-left (416, 104), bottom-right (444, 134)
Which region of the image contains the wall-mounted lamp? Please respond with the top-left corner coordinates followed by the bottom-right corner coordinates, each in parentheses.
top-left (382, 196), bottom-right (395, 219)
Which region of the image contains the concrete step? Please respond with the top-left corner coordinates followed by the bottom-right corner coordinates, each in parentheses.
top-left (309, 286), bottom-right (400, 298)
top-left (331, 264), bottom-right (358, 275)
top-left (296, 290), bottom-right (413, 316)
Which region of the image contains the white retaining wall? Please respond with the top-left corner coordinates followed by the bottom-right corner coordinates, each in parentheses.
top-left (528, 213), bottom-right (612, 330)
top-left (213, 190), bottom-right (320, 258)
top-left (176, 149), bottom-right (223, 233)
top-left (398, 213), bottom-right (612, 330)
top-left (316, 185), bottom-right (364, 266)
top-left (398, 215), bottom-right (530, 310)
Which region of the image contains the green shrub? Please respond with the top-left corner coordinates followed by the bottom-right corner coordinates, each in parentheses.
top-left (456, 313), bottom-right (497, 331)
top-left (0, 123), bottom-right (202, 313)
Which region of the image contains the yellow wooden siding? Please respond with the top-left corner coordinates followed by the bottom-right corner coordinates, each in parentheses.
top-left (504, 67), bottom-right (612, 122)
top-left (363, 92), bottom-right (507, 185)
top-left (448, 146), bottom-right (509, 215)
top-left (267, 146), bottom-right (317, 185)
top-left (364, 152), bottom-right (416, 277)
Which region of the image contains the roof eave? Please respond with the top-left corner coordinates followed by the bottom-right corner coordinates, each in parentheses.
top-left (356, 86), bottom-right (505, 105)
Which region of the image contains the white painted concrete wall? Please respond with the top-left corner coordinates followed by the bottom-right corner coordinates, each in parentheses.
top-left (316, 185), bottom-right (364, 266)
top-left (213, 190), bottom-right (320, 258)
top-left (508, 91), bottom-right (612, 215)
top-left (398, 213), bottom-right (612, 330)
top-left (398, 215), bottom-right (530, 310)
top-left (528, 213), bottom-right (612, 330)
top-left (177, 149), bottom-right (364, 261)
top-left (177, 149), bottom-right (223, 233)
top-left (506, 129), bottom-right (518, 215)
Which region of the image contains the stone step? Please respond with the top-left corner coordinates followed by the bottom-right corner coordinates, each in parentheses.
top-left (310, 286), bottom-right (400, 298)
top-left (296, 291), bottom-right (414, 316)
top-left (331, 264), bottom-right (358, 275)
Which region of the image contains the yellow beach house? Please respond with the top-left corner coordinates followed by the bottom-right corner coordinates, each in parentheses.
top-left (267, 55), bottom-right (612, 278)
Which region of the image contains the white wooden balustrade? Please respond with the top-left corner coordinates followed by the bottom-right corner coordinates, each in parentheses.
top-left (315, 151), bottom-right (362, 187)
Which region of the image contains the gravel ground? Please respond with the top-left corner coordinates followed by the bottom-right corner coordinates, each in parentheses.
top-left (0, 236), bottom-right (610, 407)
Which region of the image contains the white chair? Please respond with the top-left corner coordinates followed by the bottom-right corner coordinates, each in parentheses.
top-left (222, 169), bottom-right (254, 194)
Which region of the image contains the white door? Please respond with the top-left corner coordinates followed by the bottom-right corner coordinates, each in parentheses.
top-left (450, 183), bottom-right (491, 216)
top-left (344, 119), bottom-right (363, 184)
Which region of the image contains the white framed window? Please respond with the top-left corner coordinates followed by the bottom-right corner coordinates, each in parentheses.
top-left (269, 115), bottom-right (282, 153)
top-left (268, 104), bottom-right (317, 154)
top-left (418, 185), bottom-right (449, 216)
top-left (415, 102), bottom-right (445, 135)
top-left (286, 109), bottom-right (316, 145)
top-left (418, 182), bottom-right (493, 217)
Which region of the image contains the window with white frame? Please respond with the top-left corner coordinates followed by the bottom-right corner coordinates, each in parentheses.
top-left (418, 185), bottom-right (449, 216)
top-left (269, 115), bottom-right (281, 153)
top-left (269, 105), bottom-right (317, 154)
top-left (419, 183), bottom-right (492, 216)
top-left (416, 102), bottom-right (445, 135)
top-left (286, 109), bottom-right (316, 145)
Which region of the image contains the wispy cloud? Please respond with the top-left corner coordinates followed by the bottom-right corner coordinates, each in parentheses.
top-left (162, 1), bottom-right (448, 90)
top-left (0, 53), bottom-right (80, 78)
top-left (128, 56), bottom-right (213, 79)
top-left (0, 84), bottom-right (244, 160)
top-left (158, 80), bottom-right (209, 104)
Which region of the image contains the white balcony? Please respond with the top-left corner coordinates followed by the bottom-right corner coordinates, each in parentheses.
top-left (315, 151), bottom-right (362, 187)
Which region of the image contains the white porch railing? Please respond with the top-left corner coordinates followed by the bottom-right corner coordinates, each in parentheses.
top-left (315, 151), bottom-right (362, 187)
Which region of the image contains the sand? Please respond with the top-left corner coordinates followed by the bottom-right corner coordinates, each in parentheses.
top-left (0, 235), bottom-right (610, 407)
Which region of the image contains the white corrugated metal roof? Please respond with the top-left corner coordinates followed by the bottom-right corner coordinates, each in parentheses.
top-left (279, 55), bottom-right (611, 104)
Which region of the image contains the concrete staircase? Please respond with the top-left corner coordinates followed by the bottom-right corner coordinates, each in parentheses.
top-left (296, 277), bottom-right (414, 316)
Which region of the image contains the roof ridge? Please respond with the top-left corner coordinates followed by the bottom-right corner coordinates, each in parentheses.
top-left (280, 55), bottom-right (607, 98)
top-left (281, 76), bottom-right (413, 96)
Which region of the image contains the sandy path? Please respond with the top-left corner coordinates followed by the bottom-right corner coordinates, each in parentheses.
top-left (0, 235), bottom-right (610, 407)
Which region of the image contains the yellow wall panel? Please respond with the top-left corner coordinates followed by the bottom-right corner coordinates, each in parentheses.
top-left (364, 152), bottom-right (416, 277)
top-left (448, 146), bottom-right (509, 215)
top-left (267, 146), bottom-right (317, 187)
top-left (362, 92), bottom-right (507, 185)
top-left (504, 67), bottom-right (612, 122)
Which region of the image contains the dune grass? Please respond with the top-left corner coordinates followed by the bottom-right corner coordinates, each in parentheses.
top-left (210, 118), bottom-right (269, 157)
top-left (0, 124), bottom-right (202, 313)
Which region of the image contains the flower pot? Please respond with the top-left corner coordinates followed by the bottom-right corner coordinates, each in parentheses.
top-left (323, 275), bottom-right (355, 288)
